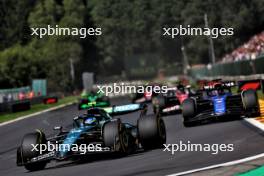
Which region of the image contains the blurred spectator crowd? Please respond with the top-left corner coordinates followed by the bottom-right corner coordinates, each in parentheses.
top-left (221, 31), bottom-right (264, 63)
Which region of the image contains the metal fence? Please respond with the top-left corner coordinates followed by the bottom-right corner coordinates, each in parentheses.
top-left (0, 87), bottom-right (31, 103)
top-left (189, 55), bottom-right (264, 78)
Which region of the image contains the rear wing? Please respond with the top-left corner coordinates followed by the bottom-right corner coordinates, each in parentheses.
top-left (203, 81), bottom-right (236, 90)
top-left (103, 103), bottom-right (147, 116)
top-left (79, 101), bottom-right (109, 110)
top-left (198, 79), bottom-right (231, 89)
top-left (237, 79), bottom-right (264, 92)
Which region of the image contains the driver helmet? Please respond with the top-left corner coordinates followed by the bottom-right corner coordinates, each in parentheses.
top-left (84, 117), bottom-right (97, 126)
top-left (178, 85), bottom-right (185, 93)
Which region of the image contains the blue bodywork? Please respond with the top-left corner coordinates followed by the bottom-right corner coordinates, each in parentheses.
top-left (211, 95), bottom-right (228, 115)
top-left (209, 92), bottom-right (231, 115)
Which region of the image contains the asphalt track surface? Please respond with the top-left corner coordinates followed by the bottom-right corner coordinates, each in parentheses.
top-left (1, 97), bottom-right (264, 176)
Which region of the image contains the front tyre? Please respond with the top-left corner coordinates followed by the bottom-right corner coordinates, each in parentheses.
top-left (19, 130), bottom-right (48, 171)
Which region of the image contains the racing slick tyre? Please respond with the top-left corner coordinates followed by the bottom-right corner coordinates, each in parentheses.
top-left (182, 98), bottom-right (196, 118)
top-left (19, 130), bottom-right (48, 171)
top-left (182, 98), bottom-right (197, 127)
top-left (242, 89), bottom-right (259, 116)
top-left (103, 120), bottom-right (134, 154)
top-left (137, 114), bottom-right (166, 150)
top-left (242, 89), bottom-right (258, 109)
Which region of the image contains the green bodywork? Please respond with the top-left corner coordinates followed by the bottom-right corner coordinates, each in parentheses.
top-left (79, 92), bottom-right (110, 110)
top-left (80, 101), bottom-right (110, 109)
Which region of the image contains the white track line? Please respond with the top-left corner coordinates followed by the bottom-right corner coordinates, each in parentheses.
top-left (0, 102), bottom-right (75, 127)
top-left (167, 118), bottom-right (264, 176)
top-left (244, 118), bottom-right (264, 131)
top-left (167, 152), bottom-right (264, 176)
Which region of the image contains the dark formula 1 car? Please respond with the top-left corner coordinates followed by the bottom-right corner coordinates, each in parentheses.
top-left (17, 104), bottom-right (166, 171)
top-left (78, 90), bottom-right (110, 110)
top-left (152, 85), bottom-right (192, 115)
top-left (132, 90), bottom-right (153, 103)
top-left (132, 83), bottom-right (162, 103)
top-left (182, 81), bottom-right (260, 127)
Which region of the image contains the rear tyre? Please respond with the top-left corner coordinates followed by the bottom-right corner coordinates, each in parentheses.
top-left (138, 114), bottom-right (166, 150)
top-left (20, 131), bottom-right (48, 171)
top-left (16, 146), bottom-right (23, 166)
top-left (242, 89), bottom-right (258, 109)
top-left (182, 98), bottom-right (196, 119)
top-left (182, 98), bottom-right (197, 127)
top-left (103, 120), bottom-right (134, 154)
top-left (242, 89), bottom-right (259, 117)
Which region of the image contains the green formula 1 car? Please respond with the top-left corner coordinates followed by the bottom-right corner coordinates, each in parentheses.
top-left (78, 91), bottom-right (110, 110)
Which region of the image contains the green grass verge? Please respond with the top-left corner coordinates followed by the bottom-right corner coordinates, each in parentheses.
top-left (236, 165), bottom-right (264, 176)
top-left (0, 96), bottom-right (78, 123)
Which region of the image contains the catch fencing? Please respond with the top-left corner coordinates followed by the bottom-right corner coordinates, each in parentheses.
top-left (189, 55), bottom-right (264, 79)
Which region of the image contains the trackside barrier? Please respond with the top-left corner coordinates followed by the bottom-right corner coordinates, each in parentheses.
top-left (189, 55), bottom-right (264, 78)
top-left (0, 86), bottom-right (31, 103)
top-left (10, 100), bottom-right (31, 112)
top-left (0, 96), bottom-right (52, 113)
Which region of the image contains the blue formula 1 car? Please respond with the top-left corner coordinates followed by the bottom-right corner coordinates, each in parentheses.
top-left (16, 104), bottom-right (166, 171)
top-left (182, 81), bottom-right (260, 127)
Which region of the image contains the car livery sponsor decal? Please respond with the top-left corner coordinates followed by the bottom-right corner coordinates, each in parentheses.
top-left (59, 126), bottom-right (93, 157)
top-left (113, 104), bottom-right (141, 113)
top-left (162, 105), bottom-right (181, 112)
top-left (212, 95), bottom-right (227, 115)
top-left (31, 151), bottom-right (55, 162)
